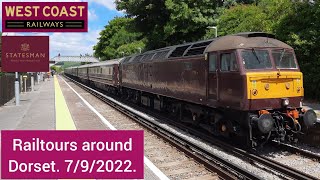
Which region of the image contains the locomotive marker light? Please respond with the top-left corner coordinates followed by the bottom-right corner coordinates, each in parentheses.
top-left (282, 98), bottom-right (290, 107)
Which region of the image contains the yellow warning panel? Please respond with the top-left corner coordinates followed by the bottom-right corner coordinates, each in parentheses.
top-left (54, 75), bottom-right (77, 130)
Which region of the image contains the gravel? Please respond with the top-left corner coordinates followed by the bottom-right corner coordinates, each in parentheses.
top-left (100, 96), bottom-right (284, 179)
top-left (261, 148), bottom-right (320, 178)
top-left (70, 80), bottom-right (297, 179)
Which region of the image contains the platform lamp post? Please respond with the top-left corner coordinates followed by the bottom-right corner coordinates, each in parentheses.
top-left (14, 72), bottom-right (20, 106)
top-left (121, 52), bottom-right (124, 57)
top-left (207, 26), bottom-right (218, 38)
top-left (31, 72), bottom-right (34, 91)
top-left (23, 75), bottom-right (27, 93)
top-left (137, 47), bottom-right (142, 54)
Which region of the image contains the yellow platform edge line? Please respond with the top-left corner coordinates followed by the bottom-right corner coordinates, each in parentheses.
top-left (54, 75), bottom-right (77, 130)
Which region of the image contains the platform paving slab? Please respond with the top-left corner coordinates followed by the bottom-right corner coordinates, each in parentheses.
top-left (58, 76), bottom-right (161, 180)
top-left (0, 78), bottom-right (55, 130)
top-left (57, 76), bottom-right (107, 130)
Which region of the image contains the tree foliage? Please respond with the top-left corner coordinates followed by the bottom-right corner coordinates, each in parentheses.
top-left (206, 0), bottom-right (292, 38)
top-left (275, 1), bottom-right (320, 100)
top-left (93, 17), bottom-right (145, 60)
top-left (115, 0), bottom-right (225, 49)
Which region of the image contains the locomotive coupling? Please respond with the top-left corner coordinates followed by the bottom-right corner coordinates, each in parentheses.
top-left (302, 109), bottom-right (317, 128)
top-left (251, 114), bottom-right (274, 134)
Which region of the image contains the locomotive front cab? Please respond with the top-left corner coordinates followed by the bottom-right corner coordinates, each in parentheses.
top-left (242, 47), bottom-right (317, 144)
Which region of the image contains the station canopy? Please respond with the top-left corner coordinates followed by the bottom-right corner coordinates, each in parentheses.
top-left (50, 56), bottom-right (100, 64)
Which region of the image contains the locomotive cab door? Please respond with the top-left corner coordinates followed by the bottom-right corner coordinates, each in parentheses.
top-left (208, 53), bottom-right (218, 101)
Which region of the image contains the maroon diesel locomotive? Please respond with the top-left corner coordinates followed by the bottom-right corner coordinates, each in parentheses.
top-left (65, 32), bottom-right (317, 147)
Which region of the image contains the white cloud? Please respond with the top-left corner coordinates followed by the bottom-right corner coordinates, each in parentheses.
top-left (89, 0), bottom-right (117, 11)
top-left (49, 29), bottom-right (101, 58)
top-left (0, 0), bottom-right (118, 58)
top-left (2, 31), bottom-right (100, 58)
top-left (88, 9), bottom-right (98, 20)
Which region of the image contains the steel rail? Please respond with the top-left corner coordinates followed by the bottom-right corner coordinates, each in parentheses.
top-left (134, 107), bottom-right (318, 180)
top-left (63, 75), bottom-right (260, 180)
top-left (271, 141), bottom-right (320, 161)
top-left (142, 109), bottom-right (318, 180)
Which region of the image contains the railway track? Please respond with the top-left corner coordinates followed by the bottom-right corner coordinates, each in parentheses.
top-left (271, 141), bottom-right (320, 161)
top-left (138, 106), bottom-right (320, 180)
top-left (64, 75), bottom-right (318, 180)
top-left (63, 75), bottom-right (259, 179)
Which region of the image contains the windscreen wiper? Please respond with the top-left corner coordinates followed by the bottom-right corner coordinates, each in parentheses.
top-left (278, 48), bottom-right (286, 67)
top-left (251, 48), bottom-right (261, 64)
top-left (277, 48), bottom-right (286, 76)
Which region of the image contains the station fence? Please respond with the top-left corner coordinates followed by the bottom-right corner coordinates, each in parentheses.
top-left (0, 73), bottom-right (15, 106)
top-left (0, 73), bottom-right (41, 106)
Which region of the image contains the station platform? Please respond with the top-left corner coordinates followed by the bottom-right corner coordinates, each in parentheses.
top-left (0, 75), bottom-right (165, 180)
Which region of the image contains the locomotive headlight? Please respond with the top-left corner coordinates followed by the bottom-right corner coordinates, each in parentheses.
top-left (282, 98), bottom-right (290, 107)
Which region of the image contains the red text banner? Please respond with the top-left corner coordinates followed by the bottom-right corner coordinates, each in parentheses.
top-left (1, 130), bottom-right (144, 179)
top-left (1, 36), bottom-right (49, 72)
top-left (2, 2), bottom-right (88, 32)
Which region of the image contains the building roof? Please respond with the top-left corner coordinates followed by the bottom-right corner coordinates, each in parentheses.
top-left (50, 56), bottom-right (100, 63)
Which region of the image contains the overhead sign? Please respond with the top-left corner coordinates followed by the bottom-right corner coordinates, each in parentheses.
top-left (2, 2), bottom-right (88, 32)
top-left (1, 36), bottom-right (49, 72)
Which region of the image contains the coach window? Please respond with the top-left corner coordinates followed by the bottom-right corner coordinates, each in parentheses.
top-left (209, 53), bottom-right (217, 72)
top-left (221, 53), bottom-right (238, 72)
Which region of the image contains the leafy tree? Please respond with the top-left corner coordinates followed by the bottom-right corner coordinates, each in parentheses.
top-left (93, 17), bottom-right (145, 60)
top-left (116, 0), bottom-right (230, 49)
top-left (211, 4), bottom-right (268, 37)
top-left (116, 0), bottom-right (170, 49)
top-left (163, 0), bottom-right (218, 46)
top-left (206, 0), bottom-right (293, 38)
top-left (275, 0), bottom-right (320, 100)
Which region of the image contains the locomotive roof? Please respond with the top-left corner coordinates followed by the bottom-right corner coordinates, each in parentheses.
top-left (121, 32), bottom-right (293, 64)
top-left (206, 32), bottom-right (293, 52)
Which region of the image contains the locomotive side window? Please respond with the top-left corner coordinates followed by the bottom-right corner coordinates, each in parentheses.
top-left (221, 53), bottom-right (238, 72)
top-left (209, 53), bottom-right (217, 72)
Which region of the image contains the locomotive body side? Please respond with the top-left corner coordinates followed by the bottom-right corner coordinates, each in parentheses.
top-left (121, 55), bottom-right (208, 105)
